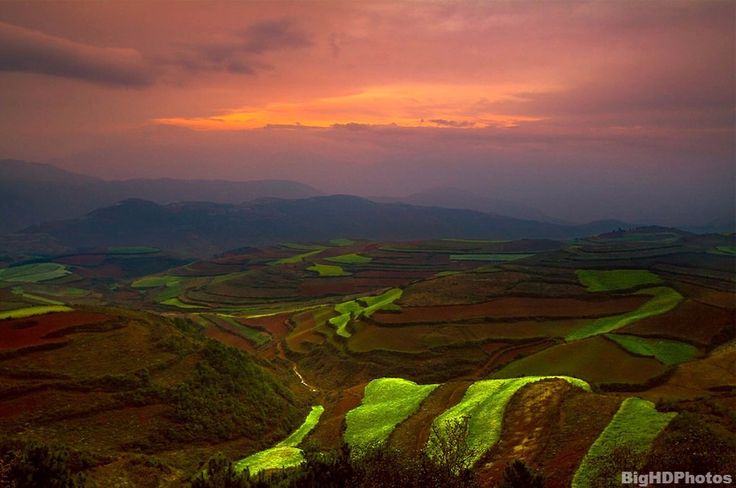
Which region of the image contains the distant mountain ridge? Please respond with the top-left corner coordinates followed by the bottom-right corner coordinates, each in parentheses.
top-left (19, 195), bottom-right (635, 257)
top-left (0, 159), bottom-right (322, 232)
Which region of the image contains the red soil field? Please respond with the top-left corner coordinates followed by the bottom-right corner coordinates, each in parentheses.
top-left (619, 299), bottom-right (734, 345)
top-left (55, 254), bottom-right (106, 266)
top-left (0, 311), bottom-right (110, 351)
top-left (75, 264), bottom-right (123, 279)
top-left (311, 382), bottom-right (367, 450)
top-left (242, 313), bottom-right (290, 338)
top-left (204, 326), bottom-right (255, 353)
top-left (372, 295), bottom-right (649, 324)
top-left (537, 392), bottom-right (623, 488)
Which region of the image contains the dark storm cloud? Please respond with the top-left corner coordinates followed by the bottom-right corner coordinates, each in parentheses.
top-left (169, 18), bottom-right (311, 74)
top-left (0, 21), bottom-right (153, 87)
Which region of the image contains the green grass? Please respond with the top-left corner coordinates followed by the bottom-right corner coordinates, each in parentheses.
top-left (714, 246), bottom-right (736, 255)
top-left (328, 289), bottom-right (403, 338)
top-left (277, 405), bottom-right (325, 447)
top-left (0, 263), bottom-right (70, 283)
top-left (131, 275), bottom-right (181, 288)
top-left (605, 334), bottom-right (698, 365)
top-left (106, 246), bottom-right (160, 254)
top-left (345, 378), bottom-right (439, 450)
top-left (576, 269), bottom-right (662, 292)
top-left (428, 376), bottom-right (590, 466)
top-left (234, 406), bottom-right (324, 476)
top-left (161, 298), bottom-right (201, 309)
top-left (214, 314), bottom-right (271, 347)
top-left (449, 253), bottom-right (534, 262)
top-left (11, 288), bottom-right (64, 306)
top-left (272, 248), bottom-right (326, 265)
top-left (325, 253), bottom-right (373, 264)
top-left (572, 397), bottom-right (676, 488)
top-left (307, 264), bottom-right (351, 276)
top-left (329, 238), bottom-right (355, 246)
top-left (0, 305), bottom-right (73, 320)
top-left (565, 287), bottom-right (683, 341)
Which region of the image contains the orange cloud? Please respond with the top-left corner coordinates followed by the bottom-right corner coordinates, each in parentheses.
top-left (152, 83), bottom-right (550, 130)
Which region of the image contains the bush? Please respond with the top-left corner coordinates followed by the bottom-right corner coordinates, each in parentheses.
top-left (499, 460), bottom-right (545, 488)
top-left (0, 441), bottom-right (89, 488)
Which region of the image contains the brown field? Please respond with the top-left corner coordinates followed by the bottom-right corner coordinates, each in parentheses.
top-left (372, 295), bottom-right (649, 324)
top-left (0, 311), bottom-right (111, 351)
top-left (55, 254), bottom-right (107, 266)
top-left (490, 336), bottom-right (669, 386)
top-left (618, 299), bottom-right (734, 346)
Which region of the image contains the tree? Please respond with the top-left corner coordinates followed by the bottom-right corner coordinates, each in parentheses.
top-left (499, 460), bottom-right (545, 488)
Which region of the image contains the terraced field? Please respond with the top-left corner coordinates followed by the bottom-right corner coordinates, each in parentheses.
top-left (0, 230), bottom-right (732, 486)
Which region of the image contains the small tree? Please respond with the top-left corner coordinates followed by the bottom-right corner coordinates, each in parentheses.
top-left (499, 460), bottom-right (544, 488)
top-left (424, 416), bottom-right (477, 474)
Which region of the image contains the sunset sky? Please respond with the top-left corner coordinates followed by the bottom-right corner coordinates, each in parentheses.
top-left (0, 1), bottom-right (733, 224)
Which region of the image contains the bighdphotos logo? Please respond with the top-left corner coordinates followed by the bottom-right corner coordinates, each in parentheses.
top-left (622, 472), bottom-right (733, 486)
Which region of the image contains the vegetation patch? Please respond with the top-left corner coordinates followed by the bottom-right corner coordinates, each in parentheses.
top-left (428, 376), bottom-right (590, 467)
top-left (572, 397), bottom-right (676, 488)
top-left (576, 269), bottom-right (662, 292)
top-left (326, 253), bottom-right (373, 264)
top-left (272, 247), bottom-right (326, 265)
top-left (234, 405), bottom-right (324, 475)
top-left (0, 263), bottom-right (70, 283)
top-left (605, 334), bottom-right (698, 365)
top-left (449, 253), bottom-right (534, 262)
top-left (0, 305), bottom-right (73, 320)
top-left (328, 288), bottom-right (403, 338)
top-left (329, 238), bottom-right (355, 246)
top-left (307, 263), bottom-right (351, 277)
top-left (107, 246), bottom-right (160, 254)
top-left (565, 287), bottom-right (683, 341)
top-left (131, 275), bottom-right (181, 288)
top-left (345, 378), bottom-right (439, 450)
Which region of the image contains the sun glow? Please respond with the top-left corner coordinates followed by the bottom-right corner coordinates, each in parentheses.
top-left (153, 83), bottom-right (551, 130)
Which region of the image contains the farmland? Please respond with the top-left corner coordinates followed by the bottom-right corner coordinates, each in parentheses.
top-left (0, 229), bottom-right (733, 486)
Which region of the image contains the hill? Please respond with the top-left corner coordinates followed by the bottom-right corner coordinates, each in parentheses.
top-left (0, 159), bottom-right (322, 233)
top-left (17, 196), bottom-right (636, 257)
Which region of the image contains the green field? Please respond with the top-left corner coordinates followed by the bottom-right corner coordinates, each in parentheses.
top-left (131, 275), bottom-right (181, 288)
top-left (328, 288), bottom-right (403, 338)
top-left (428, 376), bottom-right (590, 466)
top-left (0, 305), bottom-right (74, 320)
top-left (576, 269), bottom-right (662, 292)
top-left (572, 398), bottom-right (676, 488)
top-left (605, 334), bottom-right (698, 365)
top-left (161, 298), bottom-right (201, 309)
top-left (0, 263), bottom-right (70, 283)
top-left (107, 246), bottom-right (160, 254)
top-left (325, 253), bottom-right (373, 264)
top-left (307, 263), bottom-right (351, 276)
top-left (714, 246), bottom-right (736, 255)
top-left (329, 238), bottom-right (355, 246)
top-left (272, 248), bottom-right (326, 265)
top-left (449, 253), bottom-right (534, 262)
top-left (234, 406), bottom-right (324, 476)
top-left (565, 287), bottom-right (683, 341)
top-left (345, 378), bottom-right (439, 450)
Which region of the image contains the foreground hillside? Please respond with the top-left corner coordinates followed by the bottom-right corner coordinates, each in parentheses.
top-left (0, 229), bottom-right (734, 486)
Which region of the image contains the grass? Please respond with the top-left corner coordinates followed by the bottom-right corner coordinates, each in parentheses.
top-left (131, 275), bottom-right (181, 288)
top-left (449, 253), bottom-right (534, 262)
top-left (345, 378), bottom-right (439, 450)
top-left (307, 264), bottom-right (351, 276)
top-left (272, 248), bottom-right (326, 265)
top-left (714, 246), bottom-right (736, 255)
top-left (328, 289), bottom-right (403, 338)
top-left (10, 288), bottom-right (64, 305)
top-left (576, 269), bottom-right (662, 292)
top-left (235, 406), bottom-right (324, 476)
top-left (572, 397), bottom-right (676, 488)
top-left (325, 253), bottom-right (373, 264)
top-left (565, 287), bottom-right (683, 341)
top-left (427, 376), bottom-right (590, 466)
top-left (213, 314), bottom-right (271, 347)
top-left (161, 298), bottom-right (201, 309)
top-left (277, 405), bottom-right (325, 447)
top-left (106, 246), bottom-right (160, 254)
top-left (605, 334), bottom-right (699, 365)
top-left (0, 305), bottom-right (73, 320)
top-left (329, 238), bottom-right (355, 246)
top-left (0, 263), bottom-right (70, 283)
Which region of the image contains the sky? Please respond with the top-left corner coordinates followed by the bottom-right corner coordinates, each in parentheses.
top-left (0, 1), bottom-right (733, 225)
